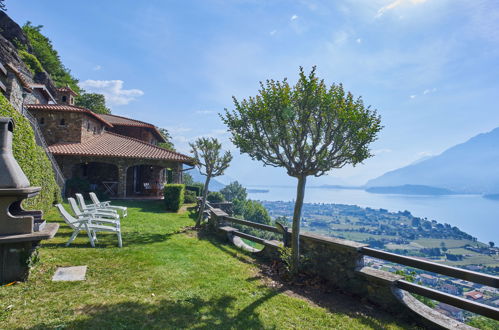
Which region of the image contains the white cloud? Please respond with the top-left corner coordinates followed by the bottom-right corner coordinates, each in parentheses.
top-left (373, 148), bottom-right (392, 155)
top-left (291, 15), bottom-right (298, 21)
top-left (79, 80), bottom-right (144, 106)
top-left (92, 65), bottom-right (102, 71)
top-left (376, 0), bottom-right (430, 18)
top-left (195, 110), bottom-right (215, 115)
top-left (410, 95), bottom-right (417, 99)
top-left (356, 38), bottom-right (362, 44)
top-left (270, 30), bottom-right (277, 36)
top-left (423, 87), bottom-right (437, 94)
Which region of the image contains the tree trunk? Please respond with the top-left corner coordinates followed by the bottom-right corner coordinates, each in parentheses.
top-left (196, 176), bottom-right (211, 227)
top-left (291, 175), bottom-right (307, 273)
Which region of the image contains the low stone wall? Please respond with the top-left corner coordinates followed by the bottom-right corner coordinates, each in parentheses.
top-left (206, 208), bottom-right (474, 329)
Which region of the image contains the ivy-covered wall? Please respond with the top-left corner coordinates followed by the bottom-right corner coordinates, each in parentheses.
top-left (0, 94), bottom-right (61, 213)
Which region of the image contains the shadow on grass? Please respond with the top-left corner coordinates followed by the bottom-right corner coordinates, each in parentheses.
top-left (27, 293), bottom-right (278, 330)
top-left (195, 226), bottom-right (415, 330)
top-left (43, 230), bottom-right (177, 249)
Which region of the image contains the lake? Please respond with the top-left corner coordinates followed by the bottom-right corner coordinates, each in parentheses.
top-left (247, 186), bottom-right (499, 244)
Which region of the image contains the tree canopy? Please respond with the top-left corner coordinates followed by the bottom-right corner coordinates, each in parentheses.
top-left (220, 181), bottom-right (247, 202)
top-left (221, 66), bottom-right (382, 271)
top-left (157, 128), bottom-right (175, 151)
top-left (22, 22), bottom-right (80, 92)
top-left (75, 92), bottom-right (111, 114)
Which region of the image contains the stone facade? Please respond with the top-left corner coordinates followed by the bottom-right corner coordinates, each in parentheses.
top-left (30, 110), bottom-right (84, 144)
top-left (108, 125), bottom-right (159, 145)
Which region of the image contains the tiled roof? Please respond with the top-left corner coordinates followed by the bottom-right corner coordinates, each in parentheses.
top-left (100, 113), bottom-right (165, 142)
top-left (25, 104), bottom-right (113, 127)
top-left (6, 63), bottom-right (32, 92)
top-left (56, 86), bottom-right (78, 96)
top-left (48, 131), bottom-right (194, 164)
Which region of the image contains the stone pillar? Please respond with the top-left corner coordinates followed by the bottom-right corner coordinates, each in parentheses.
top-left (117, 165), bottom-right (127, 197)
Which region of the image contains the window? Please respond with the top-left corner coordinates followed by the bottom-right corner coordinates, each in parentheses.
top-left (39, 117), bottom-right (45, 125)
top-left (59, 118), bottom-right (66, 126)
top-left (87, 122), bottom-right (90, 130)
top-left (62, 95), bottom-right (67, 103)
top-left (93, 127), bottom-right (96, 134)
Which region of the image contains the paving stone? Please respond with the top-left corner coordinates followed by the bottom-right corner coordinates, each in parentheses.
top-left (52, 266), bottom-right (87, 281)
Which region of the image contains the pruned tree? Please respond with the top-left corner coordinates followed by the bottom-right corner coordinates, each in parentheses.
top-left (221, 66), bottom-right (382, 271)
top-left (189, 137), bottom-right (232, 227)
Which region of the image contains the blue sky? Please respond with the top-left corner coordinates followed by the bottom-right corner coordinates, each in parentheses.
top-left (7, 0), bottom-right (499, 186)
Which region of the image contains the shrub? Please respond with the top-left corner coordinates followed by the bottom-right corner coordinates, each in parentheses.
top-left (163, 184), bottom-right (185, 212)
top-left (184, 190), bottom-right (197, 204)
top-left (18, 50), bottom-right (44, 75)
top-left (0, 94), bottom-right (61, 213)
top-left (207, 191), bottom-right (225, 203)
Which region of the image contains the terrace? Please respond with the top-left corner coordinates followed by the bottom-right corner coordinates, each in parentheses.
top-left (0, 200), bottom-right (411, 329)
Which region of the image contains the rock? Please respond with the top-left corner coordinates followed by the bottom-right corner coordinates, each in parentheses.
top-left (0, 11), bottom-right (31, 51)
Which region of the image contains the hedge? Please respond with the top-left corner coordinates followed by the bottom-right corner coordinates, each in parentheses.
top-left (184, 190), bottom-right (197, 204)
top-left (0, 94), bottom-right (61, 213)
top-left (163, 184), bottom-right (185, 212)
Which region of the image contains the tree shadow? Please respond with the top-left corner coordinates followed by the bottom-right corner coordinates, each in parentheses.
top-left (195, 227), bottom-right (416, 329)
top-left (26, 294), bottom-right (275, 329)
top-left (42, 230), bottom-right (177, 249)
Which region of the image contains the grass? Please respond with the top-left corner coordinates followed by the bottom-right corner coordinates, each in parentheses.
top-left (0, 200), bottom-right (412, 329)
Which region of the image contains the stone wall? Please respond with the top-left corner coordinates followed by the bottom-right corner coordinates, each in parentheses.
top-left (109, 126), bottom-right (159, 145)
top-left (29, 110), bottom-right (84, 145)
top-left (81, 116), bottom-right (104, 141)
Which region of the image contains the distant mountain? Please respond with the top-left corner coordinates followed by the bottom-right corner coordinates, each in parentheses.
top-left (366, 127), bottom-right (499, 194)
top-left (185, 168), bottom-right (225, 191)
top-left (366, 185), bottom-right (457, 195)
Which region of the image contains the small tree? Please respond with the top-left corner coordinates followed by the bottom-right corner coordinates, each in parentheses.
top-left (221, 67), bottom-right (382, 271)
top-left (189, 137), bottom-right (232, 227)
top-left (220, 181), bottom-right (247, 202)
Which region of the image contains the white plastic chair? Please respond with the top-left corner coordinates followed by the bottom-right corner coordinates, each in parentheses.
top-left (55, 204), bottom-right (122, 248)
top-left (75, 193), bottom-right (118, 217)
top-left (89, 192), bottom-right (128, 217)
top-left (68, 197), bottom-right (120, 221)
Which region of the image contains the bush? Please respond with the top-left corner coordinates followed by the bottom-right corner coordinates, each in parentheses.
top-left (185, 184), bottom-right (202, 196)
top-left (18, 50), bottom-right (44, 75)
top-left (184, 190), bottom-right (197, 204)
top-left (0, 94), bottom-right (61, 213)
top-left (163, 184), bottom-right (185, 212)
top-left (207, 191), bottom-right (225, 203)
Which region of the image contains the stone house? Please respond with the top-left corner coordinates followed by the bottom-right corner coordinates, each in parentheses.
top-left (24, 87), bottom-right (194, 197)
top-left (1, 61), bottom-right (193, 198)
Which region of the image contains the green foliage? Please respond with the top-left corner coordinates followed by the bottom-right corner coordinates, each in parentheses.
top-left (189, 137), bottom-right (232, 227)
top-left (183, 173), bottom-right (194, 185)
top-left (183, 189), bottom-right (197, 204)
top-left (0, 94), bottom-right (61, 213)
top-left (467, 316), bottom-right (499, 330)
top-left (220, 181), bottom-right (247, 202)
top-left (186, 183), bottom-right (203, 196)
top-left (163, 184), bottom-right (185, 212)
top-left (65, 177), bottom-right (90, 196)
top-left (157, 128), bottom-right (175, 151)
top-left (207, 191), bottom-right (225, 203)
top-left (75, 93), bottom-right (110, 114)
top-left (221, 66), bottom-right (382, 271)
top-left (22, 22), bottom-right (80, 92)
top-left (18, 50), bottom-right (44, 74)
top-left (189, 137), bottom-right (232, 178)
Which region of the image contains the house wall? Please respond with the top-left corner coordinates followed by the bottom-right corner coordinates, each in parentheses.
top-left (29, 110), bottom-right (84, 145)
top-left (108, 126), bottom-right (159, 145)
top-left (81, 116), bottom-right (105, 142)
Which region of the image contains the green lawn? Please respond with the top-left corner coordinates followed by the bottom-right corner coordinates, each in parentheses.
top-left (0, 201), bottom-right (411, 329)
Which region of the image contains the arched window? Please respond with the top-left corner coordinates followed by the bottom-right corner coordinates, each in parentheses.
top-left (60, 118), bottom-right (66, 126)
top-left (62, 95), bottom-right (67, 103)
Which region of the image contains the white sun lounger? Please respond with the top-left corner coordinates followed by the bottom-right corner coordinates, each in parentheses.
top-left (89, 192), bottom-right (128, 217)
top-left (55, 204), bottom-right (122, 248)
